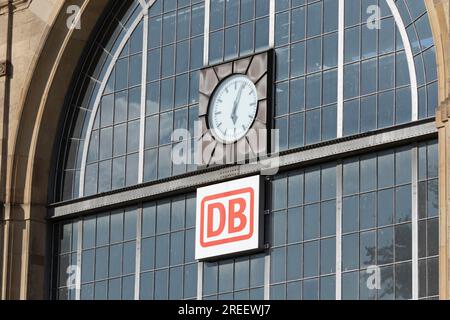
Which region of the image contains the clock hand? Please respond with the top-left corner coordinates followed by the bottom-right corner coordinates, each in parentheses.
top-left (231, 83), bottom-right (245, 124)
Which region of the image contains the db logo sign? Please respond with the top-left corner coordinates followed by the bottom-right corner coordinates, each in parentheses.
top-left (195, 176), bottom-right (263, 260)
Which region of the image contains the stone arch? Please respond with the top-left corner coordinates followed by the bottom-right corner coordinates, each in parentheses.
top-left (2, 0), bottom-right (109, 299)
top-left (427, 0), bottom-right (450, 300)
top-left (426, 0), bottom-right (449, 104)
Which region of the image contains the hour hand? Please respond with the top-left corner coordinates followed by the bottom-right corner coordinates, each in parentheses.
top-left (231, 101), bottom-right (239, 124)
top-left (231, 84), bottom-right (245, 124)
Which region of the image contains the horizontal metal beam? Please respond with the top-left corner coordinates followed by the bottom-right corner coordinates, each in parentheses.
top-left (49, 121), bottom-right (437, 218)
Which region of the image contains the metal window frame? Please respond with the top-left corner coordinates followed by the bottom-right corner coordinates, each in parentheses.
top-left (138, 13), bottom-right (149, 184)
top-left (385, 0), bottom-right (419, 122)
top-left (203, 0), bottom-right (210, 67)
top-left (55, 0), bottom-right (433, 302)
top-left (335, 161), bottom-right (343, 300)
top-left (57, 121), bottom-right (436, 300)
top-left (411, 145), bottom-right (419, 299)
top-left (78, 10), bottom-right (146, 197)
top-left (134, 207), bottom-right (143, 300)
top-left (337, 0), bottom-right (345, 138)
top-left (77, 0), bottom-right (420, 199)
top-left (50, 121), bottom-right (436, 218)
top-left (75, 219), bottom-right (83, 300)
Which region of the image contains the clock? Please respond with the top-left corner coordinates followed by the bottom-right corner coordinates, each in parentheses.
top-left (198, 50), bottom-right (274, 167)
top-left (208, 74), bottom-right (258, 144)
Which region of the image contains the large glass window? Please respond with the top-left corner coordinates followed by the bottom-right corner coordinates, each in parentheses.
top-left (341, 146), bottom-right (414, 299)
top-left (202, 254), bottom-right (266, 300)
top-left (274, 0), bottom-right (338, 150)
top-left (273, 0), bottom-right (438, 151)
top-left (270, 165), bottom-right (337, 300)
top-left (58, 0), bottom-right (438, 201)
top-left (85, 23), bottom-right (143, 196)
top-left (58, 0), bottom-right (205, 201)
top-left (53, 194), bottom-right (197, 300)
top-left (53, 140), bottom-right (438, 300)
top-left (59, 0), bottom-right (144, 201)
top-left (144, 0), bottom-right (205, 181)
top-left (53, 0), bottom-right (440, 301)
top-left (208, 0), bottom-right (270, 64)
top-left (418, 140), bottom-right (439, 299)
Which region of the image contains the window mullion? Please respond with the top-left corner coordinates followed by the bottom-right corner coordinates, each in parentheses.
top-left (139, 12), bottom-right (149, 184)
top-left (411, 145), bottom-right (419, 300)
top-left (335, 161), bottom-right (343, 300)
top-left (385, 0), bottom-right (418, 121)
top-left (197, 262), bottom-right (203, 300)
top-left (134, 206), bottom-right (143, 300)
top-left (203, 0), bottom-right (210, 67)
top-left (76, 219), bottom-right (83, 300)
top-left (269, 0), bottom-right (275, 48)
top-left (337, 0), bottom-right (345, 138)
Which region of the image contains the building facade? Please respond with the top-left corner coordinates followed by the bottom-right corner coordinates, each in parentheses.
top-left (0, 0), bottom-right (449, 300)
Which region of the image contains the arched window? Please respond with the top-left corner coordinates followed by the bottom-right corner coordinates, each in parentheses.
top-left (52, 0), bottom-right (439, 300)
top-left (57, 0), bottom-right (205, 200)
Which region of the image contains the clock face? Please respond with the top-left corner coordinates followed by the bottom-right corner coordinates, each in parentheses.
top-left (208, 74), bottom-right (258, 144)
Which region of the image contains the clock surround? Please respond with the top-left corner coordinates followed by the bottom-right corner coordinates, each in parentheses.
top-left (198, 50), bottom-right (274, 167)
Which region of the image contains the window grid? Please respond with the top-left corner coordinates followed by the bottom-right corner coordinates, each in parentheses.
top-left (269, 164), bottom-right (337, 300)
top-left (340, 146), bottom-right (414, 300)
top-left (396, 0), bottom-right (438, 119)
top-left (54, 221), bottom-right (79, 300)
top-left (202, 254), bottom-right (266, 300)
top-left (144, 0), bottom-right (205, 182)
top-left (341, 0), bottom-right (438, 136)
top-left (84, 22), bottom-right (144, 196)
top-left (60, 0), bottom-right (439, 202)
top-left (208, 0), bottom-right (270, 65)
top-left (79, 208), bottom-right (139, 300)
top-left (60, 0), bottom-right (144, 201)
top-left (274, 0), bottom-right (339, 151)
top-left (54, 193), bottom-right (198, 300)
top-left (54, 139), bottom-right (438, 300)
top-left (139, 195), bottom-right (198, 300)
top-left (52, 0), bottom-right (440, 302)
top-left (273, 0), bottom-right (439, 153)
top-left (342, 15), bottom-right (413, 134)
top-left (417, 140), bottom-right (439, 299)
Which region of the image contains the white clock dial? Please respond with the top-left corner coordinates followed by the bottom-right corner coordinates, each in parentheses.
top-left (208, 74), bottom-right (258, 144)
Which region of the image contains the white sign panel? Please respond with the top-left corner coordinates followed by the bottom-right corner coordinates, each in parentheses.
top-left (195, 175), bottom-right (263, 260)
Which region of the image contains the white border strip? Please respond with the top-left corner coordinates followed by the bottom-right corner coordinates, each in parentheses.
top-left (335, 162), bottom-right (343, 300)
top-left (138, 0), bottom-right (147, 9)
top-left (264, 253), bottom-right (270, 300)
top-left (386, 0), bottom-right (419, 121)
top-left (337, 0), bottom-right (345, 138)
top-left (134, 207), bottom-right (143, 300)
top-left (269, 0), bottom-right (275, 48)
top-left (75, 219), bottom-right (82, 300)
top-left (411, 145), bottom-right (419, 300)
top-left (138, 13), bottom-right (149, 184)
top-left (197, 262), bottom-right (203, 300)
top-left (203, 0), bottom-right (210, 66)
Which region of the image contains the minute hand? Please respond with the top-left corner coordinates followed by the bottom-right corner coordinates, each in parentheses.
top-left (231, 83), bottom-right (245, 124)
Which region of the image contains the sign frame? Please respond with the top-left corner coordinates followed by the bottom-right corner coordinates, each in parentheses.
top-left (195, 175), bottom-right (265, 261)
